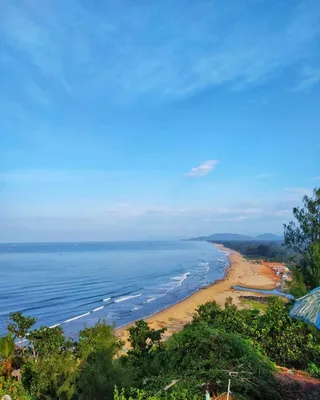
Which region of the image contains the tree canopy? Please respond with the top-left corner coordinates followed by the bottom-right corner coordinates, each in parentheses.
top-left (284, 187), bottom-right (320, 288)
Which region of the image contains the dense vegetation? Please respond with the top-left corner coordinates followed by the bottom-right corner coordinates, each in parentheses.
top-left (210, 240), bottom-right (289, 262)
top-left (284, 187), bottom-right (320, 290)
top-left (1, 187), bottom-right (319, 399)
top-left (1, 297), bottom-right (320, 399)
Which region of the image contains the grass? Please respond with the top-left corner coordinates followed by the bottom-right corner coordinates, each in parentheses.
top-left (241, 298), bottom-right (268, 312)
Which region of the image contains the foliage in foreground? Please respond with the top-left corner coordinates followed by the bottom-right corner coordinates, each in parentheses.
top-left (0, 376), bottom-right (31, 400)
top-left (194, 297), bottom-right (320, 370)
top-left (1, 302), bottom-right (320, 399)
top-left (114, 387), bottom-right (201, 400)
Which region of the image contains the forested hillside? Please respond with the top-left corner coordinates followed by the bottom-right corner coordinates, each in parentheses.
top-left (211, 240), bottom-right (290, 262)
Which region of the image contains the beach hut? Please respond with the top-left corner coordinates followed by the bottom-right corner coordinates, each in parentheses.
top-left (289, 286), bottom-right (320, 330)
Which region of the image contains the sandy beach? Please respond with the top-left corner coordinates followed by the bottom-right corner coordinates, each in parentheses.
top-left (116, 244), bottom-right (278, 347)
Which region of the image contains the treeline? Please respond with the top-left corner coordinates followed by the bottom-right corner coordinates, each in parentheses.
top-left (1, 298), bottom-right (320, 399)
top-left (211, 240), bottom-right (290, 262)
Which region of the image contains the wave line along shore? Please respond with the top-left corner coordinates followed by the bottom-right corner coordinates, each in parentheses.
top-left (116, 243), bottom-right (277, 348)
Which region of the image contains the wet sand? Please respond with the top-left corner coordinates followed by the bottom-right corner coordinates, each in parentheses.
top-left (116, 244), bottom-right (278, 348)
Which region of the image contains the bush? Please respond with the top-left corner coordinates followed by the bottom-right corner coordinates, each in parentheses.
top-left (0, 376), bottom-right (31, 400)
top-left (193, 297), bottom-right (320, 370)
top-left (307, 362), bottom-right (320, 379)
top-left (287, 267), bottom-right (308, 298)
top-left (143, 323), bottom-right (281, 399)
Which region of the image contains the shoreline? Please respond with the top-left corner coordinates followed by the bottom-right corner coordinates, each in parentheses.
top-left (116, 244), bottom-right (278, 348)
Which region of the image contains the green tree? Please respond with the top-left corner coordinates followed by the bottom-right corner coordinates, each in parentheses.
top-left (287, 266), bottom-right (308, 298)
top-left (256, 297), bottom-right (306, 367)
top-left (8, 312), bottom-right (36, 354)
top-left (128, 320), bottom-right (166, 357)
top-left (284, 187), bottom-right (320, 287)
top-left (22, 352), bottom-right (78, 400)
top-left (28, 326), bottom-right (67, 357)
top-left (309, 242), bottom-right (320, 286)
top-left (21, 325), bottom-right (78, 400)
top-left (78, 321), bottom-right (121, 359)
top-left (194, 299), bottom-right (258, 338)
top-left (122, 320), bottom-right (167, 386)
top-left (193, 301), bottom-right (222, 325)
top-left (257, 244), bottom-right (270, 257)
top-left (77, 321), bottom-right (132, 399)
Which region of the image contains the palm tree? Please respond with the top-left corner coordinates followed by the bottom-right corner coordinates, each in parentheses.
top-left (0, 334), bottom-right (15, 377)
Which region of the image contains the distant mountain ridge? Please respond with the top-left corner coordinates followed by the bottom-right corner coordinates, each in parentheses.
top-left (188, 233), bottom-right (283, 241)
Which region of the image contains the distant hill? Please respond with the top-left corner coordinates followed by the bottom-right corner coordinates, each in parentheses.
top-left (188, 233), bottom-right (283, 241)
top-left (254, 233), bottom-right (283, 241)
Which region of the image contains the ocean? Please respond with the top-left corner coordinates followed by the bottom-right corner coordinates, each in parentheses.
top-left (0, 241), bottom-right (229, 337)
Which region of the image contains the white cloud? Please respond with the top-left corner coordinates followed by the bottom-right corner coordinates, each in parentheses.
top-left (185, 160), bottom-right (219, 177)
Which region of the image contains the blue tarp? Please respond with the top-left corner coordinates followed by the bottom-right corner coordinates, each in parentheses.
top-left (289, 286), bottom-right (320, 330)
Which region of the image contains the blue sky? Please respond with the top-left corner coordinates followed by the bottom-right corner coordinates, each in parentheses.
top-left (1, 0), bottom-right (320, 242)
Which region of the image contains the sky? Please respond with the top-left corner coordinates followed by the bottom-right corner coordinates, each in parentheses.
top-left (0, 0), bottom-right (320, 242)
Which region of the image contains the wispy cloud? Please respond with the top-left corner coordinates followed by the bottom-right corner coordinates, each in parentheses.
top-left (294, 67), bottom-right (320, 91)
top-left (1, 0), bottom-right (320, 104)
top-left (311, 176), bottom-right (320, 180)
top-left (185, 160), bottom-right (219, 177)
top-left (97, 203), bottom-right (293, 222)
top-left (216, 216), bottom-right (248, 222)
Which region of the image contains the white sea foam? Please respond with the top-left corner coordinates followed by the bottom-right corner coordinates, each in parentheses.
top-left (216, 249), bottom-right (227, 254)
top-left (132, 305), bottom-right (143, 311)
top-left (145, 297), bottom-right (157, 303)
top-left (93, 306), bottom-right (104, 312)
top-left (103, 297), bottom-right (111, 302)
top-left (170, 272), bottom-right (190, 286)
top-left (198, 262), bottom-right (209, 267)
top-left (198, 262), bottom-right (210, 273)
top-left (114, 294), bottom-right (142, 303)
top-left (63, 312), bottom-right (90, 323)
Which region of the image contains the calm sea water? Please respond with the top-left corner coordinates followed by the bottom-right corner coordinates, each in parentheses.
top-left (0, 241), bottom-right (229, 337)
